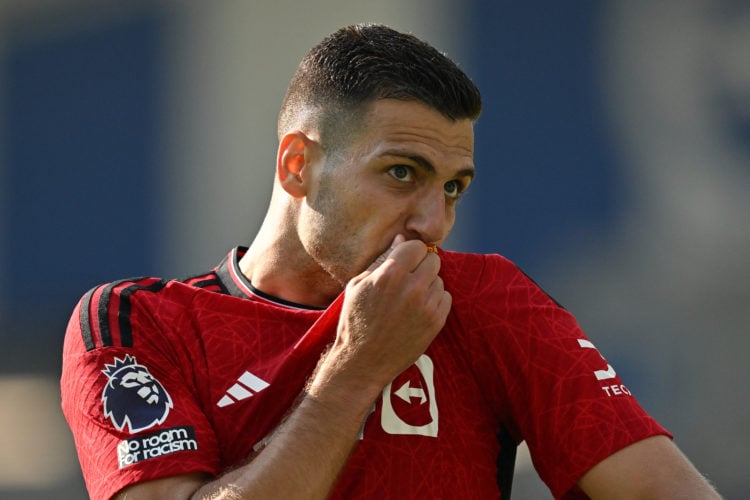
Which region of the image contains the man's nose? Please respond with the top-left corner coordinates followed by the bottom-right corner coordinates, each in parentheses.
top-left (404, 188), bottom-right (451, 244)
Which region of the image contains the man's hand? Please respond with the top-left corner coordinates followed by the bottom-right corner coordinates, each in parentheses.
top-left (309, 235), bottom-right (451, 400)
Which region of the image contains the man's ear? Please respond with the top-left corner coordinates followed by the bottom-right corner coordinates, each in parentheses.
top-left (277, 131), bottom-right (317, 198)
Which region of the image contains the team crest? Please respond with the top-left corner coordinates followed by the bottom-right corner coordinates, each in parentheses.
top-left (101, 354), bottom-right (173, 434)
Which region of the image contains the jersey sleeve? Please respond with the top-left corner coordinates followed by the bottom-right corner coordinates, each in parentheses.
top-left (460, 254), bottom-right (671, 499)
top-left (61, 278), bottom-right (221, 500)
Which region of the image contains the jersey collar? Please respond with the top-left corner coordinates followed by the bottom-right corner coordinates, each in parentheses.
top-left (215, 247), bottom-right (324, 310)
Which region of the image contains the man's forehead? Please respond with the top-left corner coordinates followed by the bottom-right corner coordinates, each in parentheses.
top-left (362, 100), bottom-right (474, 157)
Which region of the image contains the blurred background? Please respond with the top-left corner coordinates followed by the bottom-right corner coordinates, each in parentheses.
top-left (0, 0), bottom-right (747, 498)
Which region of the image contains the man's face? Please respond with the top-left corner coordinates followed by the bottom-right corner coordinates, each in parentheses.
top-left (298, 99), bottom-right (475, 285)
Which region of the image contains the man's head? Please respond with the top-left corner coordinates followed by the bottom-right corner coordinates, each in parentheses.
top-left (253, 25), bottom-right (480, 306)
top-left (278, 24), bottom-right (482, 154)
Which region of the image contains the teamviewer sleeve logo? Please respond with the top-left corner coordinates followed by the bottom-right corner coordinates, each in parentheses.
top-left (101, 355), bottom-right (174, 434)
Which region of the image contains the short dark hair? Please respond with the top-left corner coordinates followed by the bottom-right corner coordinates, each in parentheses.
top-left (278, 24), bottom-right (482, 151)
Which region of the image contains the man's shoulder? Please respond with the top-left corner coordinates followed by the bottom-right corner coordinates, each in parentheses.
top-left (440, 249), bottom-right (566, 313)
top-left (439, 249), bottom-right (520, 282)
top-left (79, 267), bottom-right (226, 324)
top-left (68, 277), bottom-right (209, 350)
top-left (83, 274), bottom-right (207, 310)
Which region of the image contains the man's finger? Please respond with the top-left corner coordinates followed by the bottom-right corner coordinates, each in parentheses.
top-left (365, 234), bottom-right (406, 273)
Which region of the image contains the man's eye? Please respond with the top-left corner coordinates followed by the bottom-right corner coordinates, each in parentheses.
top-left (389, 165), bottom-right (413, 181)
top-left (444, 180), bottom-right (462, 199)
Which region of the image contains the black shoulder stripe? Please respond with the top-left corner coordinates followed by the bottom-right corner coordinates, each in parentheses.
top-left (198, 277), bottom-right (229, 295)
top-left (214, 276), bottom-right (230, 295)
top-left (97, 278), bottom-right (143, 349)
top-left (118, 279), bottom-right (168, 348)
top-left (79, 286), bottom-right (99, 351)
top-left (182, 270), bottom-right (229, 294)
top-left (189, 277), bottom-right (217, 288)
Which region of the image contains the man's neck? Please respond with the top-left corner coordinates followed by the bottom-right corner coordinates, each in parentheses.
top-left (238, 235), bottom-right (344, 309)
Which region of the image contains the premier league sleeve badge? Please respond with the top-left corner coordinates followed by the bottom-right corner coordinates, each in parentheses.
top-left (101, 354), bottom-right (174, 434)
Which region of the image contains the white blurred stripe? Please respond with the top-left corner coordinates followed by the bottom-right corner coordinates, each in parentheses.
top-left (0, 375), bottom-right (77, 488)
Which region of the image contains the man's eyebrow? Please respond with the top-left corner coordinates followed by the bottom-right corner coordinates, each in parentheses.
top-left (381, 150), bottom-right (475, 179)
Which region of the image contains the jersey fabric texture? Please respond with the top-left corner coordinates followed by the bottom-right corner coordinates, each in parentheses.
top-left (61, 247), bottom-right (669, 499)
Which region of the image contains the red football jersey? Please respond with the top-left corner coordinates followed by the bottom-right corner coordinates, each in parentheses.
top-left (61, 247), bottom-right (669, 499)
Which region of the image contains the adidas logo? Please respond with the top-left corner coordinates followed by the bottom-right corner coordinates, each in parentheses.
top-left (217, 370), bottom-right (270, 408)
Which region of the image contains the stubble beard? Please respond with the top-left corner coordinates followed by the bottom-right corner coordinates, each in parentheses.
top-left (304, 178), bottom-right (367, 289)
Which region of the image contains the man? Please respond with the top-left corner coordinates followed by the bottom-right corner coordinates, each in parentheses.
top-left (61, 24), bottom-right (720, 499)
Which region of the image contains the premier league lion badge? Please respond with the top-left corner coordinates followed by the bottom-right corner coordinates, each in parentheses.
top-left (101, 354), bottom-right (173, 434)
